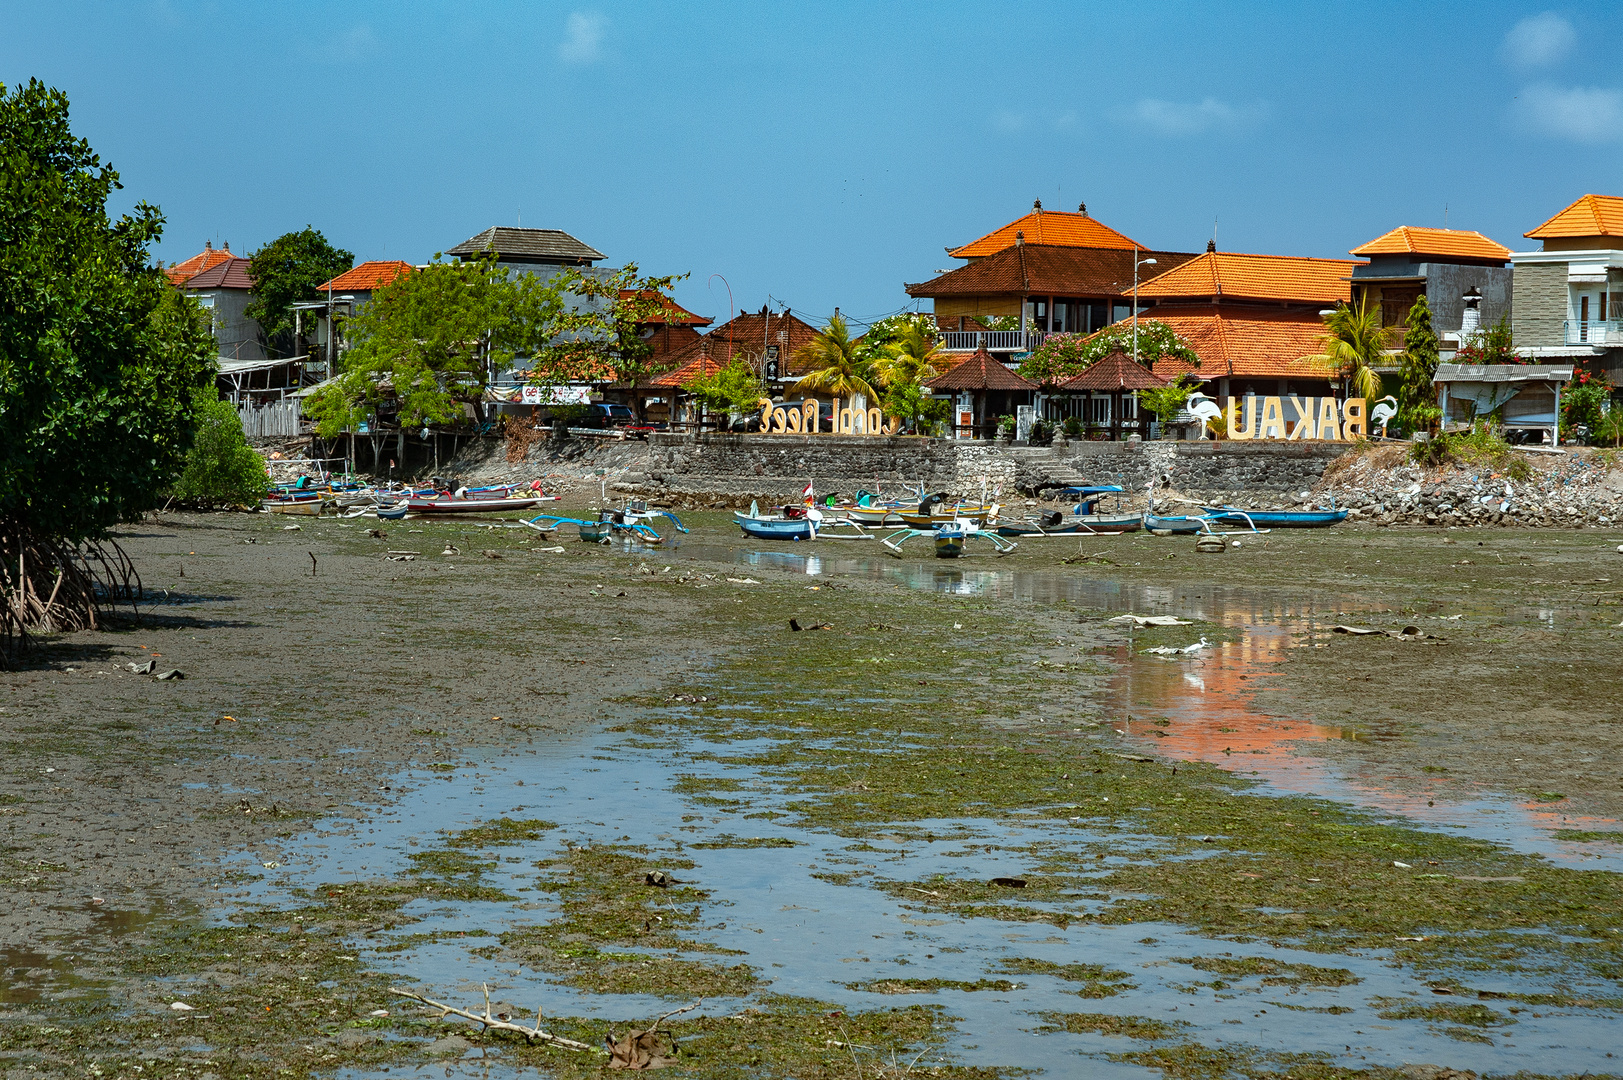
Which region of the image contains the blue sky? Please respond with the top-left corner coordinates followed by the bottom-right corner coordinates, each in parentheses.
top-left (4, 1), bottom-right (1621, 328)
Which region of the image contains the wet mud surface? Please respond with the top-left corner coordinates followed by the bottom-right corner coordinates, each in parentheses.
top-left (2, 509), bottom-right (1621, 1078)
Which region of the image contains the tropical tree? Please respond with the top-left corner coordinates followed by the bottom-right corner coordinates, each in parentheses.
top-left (166, 388), bottom-right (271, 507)
top-left (790, 313), bottom-right (878, 403)
top-left (1396, 293), bottom-right (1441, 434)
top-left (304, 256), bottom-right (564, 436)
top-left (1304, 300), bottom-right (1389, 400)
top-left (245, 227), bottom-right (354, 356)
top-left (871, 321), bottom-right (944, 390)
top-left (1017, 321), bottom-right (1197, 384)
top-left (685, 358), bottom-right (767, 419)
top-left (0, 79), bottom-right (216, 650)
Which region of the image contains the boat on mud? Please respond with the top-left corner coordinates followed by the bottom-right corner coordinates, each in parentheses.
top-left (1142, 510), bottom-right (1214, 535)
top-left (406, 492), bottom-right (547, 514)
top-left (735, 502), bottom-right (818, 541)
top-left (895, 492), bottom-right (999, 529)
top-left (996, 511), bottom-right (1142, 536)
top-left (1200, 506), bottom-right (1348, 528)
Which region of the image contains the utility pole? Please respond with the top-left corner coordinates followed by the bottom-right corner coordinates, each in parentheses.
top-left (1132, 251), bottom-right (1157, 365)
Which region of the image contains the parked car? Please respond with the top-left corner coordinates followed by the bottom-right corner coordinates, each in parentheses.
top-left (581, 403), bottom-right (637, 429)
top-left (768, 399), bottom-right (835, 430)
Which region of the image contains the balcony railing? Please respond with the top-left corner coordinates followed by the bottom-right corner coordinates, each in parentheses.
top-left (940, 330), bottom-right (1046, 352)
top-left (1565, 319), bottom-right (1623, 346)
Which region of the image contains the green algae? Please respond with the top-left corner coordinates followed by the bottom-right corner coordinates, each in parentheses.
top-left (1035, 1010), bottom-right (1185, 1040)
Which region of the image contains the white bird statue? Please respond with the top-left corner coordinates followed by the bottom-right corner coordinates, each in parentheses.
top-left (1370, 395), bottom-right (1398, 438)
top-left (1185, 393), bottom-right (1223, 439)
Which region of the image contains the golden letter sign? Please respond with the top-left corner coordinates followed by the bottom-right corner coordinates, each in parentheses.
top-left (1226, 397), bottom-right (1366, 441)
top-left (759, 396), bottom-right (901, 436)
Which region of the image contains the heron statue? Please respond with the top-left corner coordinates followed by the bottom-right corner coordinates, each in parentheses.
top-left (1370, 395), bottom-right (1398, 438)
top-left (1185, 392), bottom-right (1224, 439)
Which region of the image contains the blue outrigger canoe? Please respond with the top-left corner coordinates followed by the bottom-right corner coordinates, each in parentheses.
top-left (735, 502), bottom-right (817, 540)
top-left (1142, 511), bottom-right (1213, 535)
top-left (1201, 506), bottom-right (1348, 528)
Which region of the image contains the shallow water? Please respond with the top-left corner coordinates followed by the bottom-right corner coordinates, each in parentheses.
top-left (225, 539), bottom-right (1623, 1075)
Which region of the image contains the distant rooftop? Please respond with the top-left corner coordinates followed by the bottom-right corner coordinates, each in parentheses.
top-left (948, 201), bottom-right (1143, 259)
top-left (1524, 194), bottom-right (1623, 240)
top-left (1350, 226), bottom-right (1510, 263)
top-left (446, 226), bottom-right (604, 265)
top-left (315, 260), bottom-right (414, 293)
top-left (166, 241), bottom-right (239, 285)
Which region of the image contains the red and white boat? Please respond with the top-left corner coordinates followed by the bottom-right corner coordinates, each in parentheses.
top-left (405, 493), bottom-right (546, 514)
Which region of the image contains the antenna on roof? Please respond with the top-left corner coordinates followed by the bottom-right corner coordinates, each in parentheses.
top-left (1212, 216), bottom-right (1218, 252)
top-left (518, 207), bottom-right (521, 228)
top-left (1444, 203), bottom-right (1448, 228)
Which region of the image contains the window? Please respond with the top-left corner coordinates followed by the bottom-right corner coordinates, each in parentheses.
top-left (1090, 396), bottom-right (1111, 424)
top-left (1088, 302), bottom-right (1109, 332)
top-left (1122, 394), bottom-right (1138, 420)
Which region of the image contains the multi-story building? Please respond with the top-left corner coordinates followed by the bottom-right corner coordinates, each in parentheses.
top-left (1347, 226), bottom-right (1512, 351)
top-left (1511, 194), bottom-right (1623, 377)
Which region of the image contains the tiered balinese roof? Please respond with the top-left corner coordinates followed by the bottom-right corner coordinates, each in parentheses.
top-left (924, 345), bottom-right (1036, 391)
top-left (1132, 308), bottom-right (1328, 379)
top-left (948, 204), bottom-right (1142, 259)
top-left (1350, 227), bottom-right (1510, 263)
top-left (1524, 194), bottom-right (1623, 239)
top-left (1135, 251), bottom-right (1359, 305)
top-left (166, 242), bottom-right (240, 285)
top-left (1059, 351), bottom-right (1169, 392)
top-left (315, 260), bottom-right (414, 292)
top-left (447, 226), bottom-right (604, 264)
top-left (658, 308), bottom-right (824, 378)
top-left (908, 243), bottom-right (1197, 299)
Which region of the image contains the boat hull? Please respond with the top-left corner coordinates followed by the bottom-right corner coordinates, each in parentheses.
top-left (406, 496), bottom-right (545, 514)
top-left (264, 499), bottom-right (323, 515)
top-left (997, 514), bottom-right (1141, 536)
top-left (1143, 513), bottom-right (1210, 534)
top-left (1201, 507), bottom-right (1348, 528)
top-left (735, 513), bottom-right (816, 540)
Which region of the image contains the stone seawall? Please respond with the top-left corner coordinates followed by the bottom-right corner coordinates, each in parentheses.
top-left (626, 433), bottom-right (1351, 504)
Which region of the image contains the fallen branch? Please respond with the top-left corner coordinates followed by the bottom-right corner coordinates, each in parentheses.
top-left (390, 985), bottom-right (596, 1052)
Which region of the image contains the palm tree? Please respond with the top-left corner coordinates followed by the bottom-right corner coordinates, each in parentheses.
top-left (791, 313), bottom-right (878, 403)
top-left (1303, 300), bottom-right (1389, 400)
top-left (871, 322), bottom-right (944, 390)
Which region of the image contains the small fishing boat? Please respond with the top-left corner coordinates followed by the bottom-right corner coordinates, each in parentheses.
top-left (376, 502), bottom-right (410, 520)
top-left (263, 497), bottom-right (325, 516)
top-left (735, 502), bottom-right (818, 540)
top-left (406, 494), bottom-right (545, 515)
top-left (996, 511), bottom-right (1142, 537)
top-left (896, 492), bottom-right (998, 529)
top-left (1142, 511), bottom-right (1214, 535)
top-left (844, 492), bottom-right (907, 526)
top-left (881, 518), bottom-right (1018, 558)
top-left (1200, 506), bottom-right (1348, 528)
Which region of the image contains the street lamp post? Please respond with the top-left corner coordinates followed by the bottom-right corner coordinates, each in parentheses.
top-left (1131, 251), bottom-right (1158, 365)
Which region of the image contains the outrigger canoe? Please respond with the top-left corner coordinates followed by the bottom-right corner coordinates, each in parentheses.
top-left (996, 511), bottom-right (1142, 537)
top-left (1200, 506), bottom-right (1348, 528)
top-left (406, 494), bottom-right (545, 514)
top-left (735, 502), bottom-right (818, 540)
top-left (1142, 511), bottom-right (1214, 535)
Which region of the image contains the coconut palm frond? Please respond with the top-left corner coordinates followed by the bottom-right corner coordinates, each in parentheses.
top-left (1299, 301), bottom-right (1390, 400)
top-left (872, 324), bottom-right (943, 389)
top-left (790, 313), bottom-right (879, 402)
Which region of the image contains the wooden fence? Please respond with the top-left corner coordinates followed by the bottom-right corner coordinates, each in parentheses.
top-left (238, 399), bottom-right (303, 439)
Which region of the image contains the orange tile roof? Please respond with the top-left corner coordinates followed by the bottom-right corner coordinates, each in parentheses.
top-left (948, 206), bottom-right (1143, 259)
top-left (315, 260), bottom-right (413, 292)
top-left (1135, 251), bottom-right (1358, 305)
top-left (618, 289), bottom-right (712, 326)
top-left (1350, 226), bottom-right (1510, 262)
top-left (166, 243), bottom-right (239, 285)
top-left (924, 346), bottom-right (1036, 391)
top-left (1524, 194), bottom-right (1623, 239)
top-left (1060, 351), bottom-right (1168, 392)
top-left (649, 355), bottom-right (723, 388)
top-left (1135, 307), bottom-right (1333, 380)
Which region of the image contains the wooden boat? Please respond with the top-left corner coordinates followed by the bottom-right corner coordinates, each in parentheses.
top-left (997, 512), bottom-right (1142, 536)
top-left (896, 492), bottom-right (998, 529)
top-left (881, 518), bottom-right (1018, 558)
top-left (406, 494), bottom-right (545, 515)
top-left (264, 498), bottom-right (324, 516)
top-left (1142, 511), bottom-right (1213, 535)
top-left (1201, 506), bottom-right (1348, 528)
top-left (734, 502), bottom-right (818, 540)
top-left (376, 502), bottom-right (410, 520)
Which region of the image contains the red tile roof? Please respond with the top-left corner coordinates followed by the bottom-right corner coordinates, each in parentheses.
top-left (315, 260), bottom-right (413, 292)
top-left (649, 355), bottom-right (724, 388)
top-left (1350, 226), bottom-right (1510, 262)
top-left (176, 255), bottom-right (254, 290)
top-left (908, 244), bottom-right (1198, 299)
top-left (1133, 307), bottom-right (1331, 380)
top-left (1060, 350), bottom-right (1168, 391)
top-left (1524, 194), bottom-right (1623, 239)
top-left (924, 346), bottom-right (1036, 391)
top-left (949, 205), bottom-right (1143, 259)
top-left (619, 290), bottom-right (712, 326)
top-left (1135, 251), bottom-right (1359, 305)
top-left (166, 243), bottom-right (239, 285)
top-left (658, 308), bottom-right (825, 377)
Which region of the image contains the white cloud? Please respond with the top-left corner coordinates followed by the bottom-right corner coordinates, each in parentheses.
top-left (1134, 97), bottom-right (1256, 136)
top-left (993, 111), bottom-right (1028, 133)
top-left (558, 11), bottom-right (606, 64)
top-left (1512, 83), bottom-right (1623, 143)
top-left (1503, 11), bottom-right (1576, 69)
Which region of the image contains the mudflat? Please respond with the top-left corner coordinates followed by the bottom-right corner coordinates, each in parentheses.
top-left (2, 509), bottom-right (1620, 1079)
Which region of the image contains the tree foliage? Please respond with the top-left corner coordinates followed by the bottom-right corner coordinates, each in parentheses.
top-left (851, 312), bottom-right (936, 369)
top-left (1456, 315), bottom-right (1518, 365)
top-left (245, 227), bottom-right (354, 356)
top-left (870, 320), bottom-right (944, 391)
top-left (167, 389), bottom-right (270, 507)
top-left (528, 265), bottom-right (688, 395)
top-left (303, 257), bottom-right (563, 435)
top-left (790, 314), bottom-right (878, 402)
top-left (1304, 300), bottom-right (1389, 400)
top-left (1137, 374), bottom-right (1201, 423)
top-left (1017, 321), bottom-right (1197, 385)
top-left (0, 79), bottom-right (214, 544)
top-left (1396, 293), bottom-right (1440, 434)
top-left (685, 359), bottom-right (767, 416)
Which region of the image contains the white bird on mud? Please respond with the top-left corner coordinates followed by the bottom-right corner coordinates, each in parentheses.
top-left (1370, 395), bottom-right (1398, 437)
top-left (1185, 393), bottom-right (1223, 438)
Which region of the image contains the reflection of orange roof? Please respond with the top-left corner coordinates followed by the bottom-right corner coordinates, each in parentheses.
top-left (649, 355), bottom-right (723, 388)
top-left (1136, 251), bottom-right (1358, 304)
top-left (166, 244), bottom-right (238, 285)
top-left (1137, 307), bottom-right (1331, 379)
top-left (315, 260), bottom-right (413, 292)
top-left (1350, 226), bottom-right (1510, 262)
top-left (949, 207), bottom-right (1142, 259)
top-left (619, 290), bottom-right (712, 327)
top-left (1525, 194), bottom-right (1623, 239)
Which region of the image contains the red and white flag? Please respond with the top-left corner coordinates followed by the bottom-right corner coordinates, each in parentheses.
top-left (802, 482), bottom-right (815, 505)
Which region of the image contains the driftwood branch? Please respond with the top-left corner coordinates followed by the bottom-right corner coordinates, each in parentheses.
top-left (390, 985), bottom-right (596, 1052)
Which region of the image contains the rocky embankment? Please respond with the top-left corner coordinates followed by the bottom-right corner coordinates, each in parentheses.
top-left (1313, 443), bottom-right (1623, 529)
